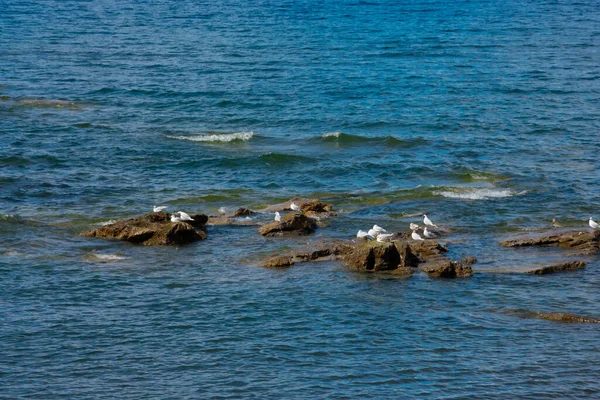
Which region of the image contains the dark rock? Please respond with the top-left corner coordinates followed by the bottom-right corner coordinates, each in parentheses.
top-left (409, 239), bottom-right (448, 261)
top-left (526, 260), bottom-right (586, 275)
top-left (394, 241), bottom-right (420, 268)
top-left (258, 213), bottom-right (317, 236)
top-left (502, 309), bottom-right (600, 324)
top-left (500, 230), bottom-right (600, 255)
top-left (261, 256), bottom-right (295, 268)
top-left (461, 256), bottom-right (477, 265)
top-left (188, 214), bottom-right (208, 229)
top-left (81, 212), bottom-right (206, 246)
top-left (233, 207), bottom-right (254, 216)
top-left (342, 241), bottom-right (400, 272)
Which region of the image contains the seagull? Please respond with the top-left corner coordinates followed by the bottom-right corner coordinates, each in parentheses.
top-left (410, 223), bottom-right (420, 231)
top-left (372, 224), bottom-right (387, 234)
top-left (153, 205), bottom-right (167, 212)
top-left (423, 214), bottom-right (437, 227)
top-left (357, 230), bottom-right (373, 240)
top-left (589, 217), bottom-right (599, 230)
top-left (423, 227), bottom-right (436, 239)
top-left (290, 202), bottom-right (302, 212)
top-left (177, 211), bottom-right (194, 221)
top-left (552, 218), bottom-right (561, 228)
top-left (218, 207), bottom-right (228, 215)
top-left (377, 233), bottom-right (394, 242)
top-left (411, 230), bottom-right (424, 241)
top-left (368, 228), bottom-right (379, 238)
top-left (170, 214), bottom-right (183, 223)
top-left (275, 211), bottom-right (281, 222)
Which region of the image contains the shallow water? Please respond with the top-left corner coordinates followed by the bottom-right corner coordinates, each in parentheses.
top-left (1, 0), bottom-right (600, 398)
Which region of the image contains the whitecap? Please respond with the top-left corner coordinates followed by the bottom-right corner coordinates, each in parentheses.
top-left (87, 253), bottom-right (129, 262)
top-left (167, 131), bottom-right (253, 143)
top-left (435, 188), bottom-right (525, 200)
top-left (321, 131), bottom-right (342, 138)
top-left (98, 219), bottom-right (117, 226)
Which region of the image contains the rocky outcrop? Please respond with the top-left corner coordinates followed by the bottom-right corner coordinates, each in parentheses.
top-left (81, 212), bottom-right (207, 246)
top-left (500, 230), bottom-right (600, 255)
top-left (502, 309), bottom-right (600, 324)
top-left (233, 207), bottom-right (254, 216)
top-left (262, 198), bottom-right (337, 217)
top-left (258, 213), bottom-right (317, 236)
top-left (525, 261), bottom-right (586, 275)
top-left (261, 255), bottom-right (295, 268)
top-left (419, 260), bottom-right (473, 278)
top-left (343, 241), bottom-right (400, 272)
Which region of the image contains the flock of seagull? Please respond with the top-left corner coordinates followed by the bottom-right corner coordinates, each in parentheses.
top-left (154, 204), bottom-right (600, 235)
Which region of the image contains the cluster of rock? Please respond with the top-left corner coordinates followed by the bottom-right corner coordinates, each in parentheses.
top-left (499, 229), bottom-right (600, 255)
top-left (81, 212), bottom-right (208, 246)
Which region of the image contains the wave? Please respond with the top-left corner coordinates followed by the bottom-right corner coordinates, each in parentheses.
top-left (167, 131), bottom-right (253, 143)
top-left (434, 188), bottom-right (525, 200)
top-left (317, 132), bottom-right (427, 147)
top-left (86, 253), bottom-right (129, 262)
top-left (97, 219), bottom-right (117, 226)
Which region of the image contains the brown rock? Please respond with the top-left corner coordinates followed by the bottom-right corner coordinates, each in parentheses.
top-left (258, 213), bottom-right (317, 236)
top-left (499, 230), bottom-right (600, 255)
top-left (188, 214), bottom-right (208, 229)
top-left (261, 256), bottom-right (295, 268)
top-left (342, 241), bottom-right (400, 272)
top-left (526, 261), bottom-right (586, 275)
top-left (394, 241), bottom-right (420, 268)
top-left (409, 239), bottom-right (448, 261)
top-left (81, 212), bottom-right (206, 246)
top-left (419, 260), bottom-right (473, 278)
top-left (503, 309), bottom-right (600, 324)
top-left (233, 207), bottom-right (254, 216)
top-left (461, 256), bottom-right (477, 265)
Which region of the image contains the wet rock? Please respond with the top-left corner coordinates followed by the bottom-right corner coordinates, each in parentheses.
top-left (526, 260), bottom-right (586, 275)
top-left (499, 230), bottom-right (600, 255)
top-left (393, 241), bottom-right (420, 268)
top-left (82, 212), bottom-right (206, 246)
top-left (342, 241), bottom-right (400, 272)
top-left (258, 213), bottom-right (317, 236)
top-left (261, 256), bottom-right (294, 268)
top-left (419, 260), bottom-right (473, 278)
top-left (188, 214), bottom-right (209, 229)
top-left (461, 256), bottom-right (477, 265)
top-left (233, 207), bottom-right (254, 216)
top-left (409, 239), bottom-right (448, 261)
top-left (263, 198), bottom-right (337, 217)
top-left (502, 309), bottom-right (600, 324)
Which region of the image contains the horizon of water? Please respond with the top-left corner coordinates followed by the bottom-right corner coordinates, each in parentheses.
top-left (1, 0), bottom-right (600, 398)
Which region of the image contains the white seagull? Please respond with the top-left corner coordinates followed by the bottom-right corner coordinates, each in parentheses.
top-left (170, 214), bottom-right (183, 223)
top-left (423, 227), bottom-right (436, 239)
top-left (372, 224), bottom-right (387, 234)
top-left (177, 211), bottom-right (194, 221)
top-left (218, 207), bottom-right (228, 215)
top-left (377, 233), bottom-right (394, 242)
top-left (368, 228), bottom-right (379, 238)
top-left (275, 211), bottom-right (281, 222)
top-left (423, 214), bottom-right (437, 227)
top-left (411, 230), bottom-right (424, 241)
top-left (153, 205), bottom-right (167, 212)
top-left (290, 202), bottom-right (302, 212)
top-left (552, 218), bottom-right (561, 228)
top-left (357, 230), bottom-right (373, 240)
top-left (589, 217), bottom-right (599, 230)
top-left (409, 223), bottom-right (420, 231)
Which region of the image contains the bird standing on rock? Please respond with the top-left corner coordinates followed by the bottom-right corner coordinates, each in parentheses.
top-left (552, 218), bottom-right (561, 228)
top-left (589, 217), bottom-right (599, 230)
top-left (368, 228), bottom-right (379, 238)
top-left (177, 211), bottom-right (194, 221)
top-left (290, 203), bottom-right (302, 212)
top-left (423, 227), bottom-right (436, 238)
top-left (423, 214), bottom-right (437, 227)
top-left (372, 224), bottom-right (387, 234)
top-left (275, 211), bottom-right (281, 222)
top-left (153, 205), bottom-right (167, 212)
top-left (410, 223), bottom-right (419, 231)
top-left (377, 233), bottom-right (394, 242)
top-left (170, 214), bottom-right (183, 223)
top-left (411, 230), bottom-right (424, 241)
top-left (357, 230), bottom-right (373, 240)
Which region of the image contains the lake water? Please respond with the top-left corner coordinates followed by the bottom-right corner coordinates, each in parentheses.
top-left (1, 0), bottom-right (600, 398)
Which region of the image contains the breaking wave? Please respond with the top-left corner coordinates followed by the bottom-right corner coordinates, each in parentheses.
top-left (434, 188), bottom-right (525, 200)
top-left (167, 131), bottom-right (253, 143)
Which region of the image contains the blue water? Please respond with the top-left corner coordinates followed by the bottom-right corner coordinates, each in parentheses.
top-left (2, 0), bottom-right (600, 398)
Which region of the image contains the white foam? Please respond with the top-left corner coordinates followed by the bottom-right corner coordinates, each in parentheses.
top-left (90, 253), bottom-right (129, 261)
top-left (167, 131), bottom-right (253, 143)
top-left (435, 188), bottom-right (524, 200)
top-left (321, 131), bottom-right (342, 138)
top-left (98, 219), bottom-right (117, 226)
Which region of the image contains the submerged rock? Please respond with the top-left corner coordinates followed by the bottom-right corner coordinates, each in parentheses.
top-left (525, 260), bottom-right (586, 275)
top-left (418, 260), bottom-right (473, 278)
top-left (502, 309), bottom-right (600, 324)
top-left (258, 213), bottom-right (317, 236)
top-left (81, 212), bottom-right (207, 246)
top-left (500, 230), bottom-right (600, 255)
top-left (261, 255), bottom-right (295, 268)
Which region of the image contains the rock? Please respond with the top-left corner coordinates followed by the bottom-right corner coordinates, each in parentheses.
top-left (81, 212), bottom-right (206, 246)
top-left (393, 241), bottom-right (420, 268)
top-left (258, 213), bottom-right (317, 236)
top-left (525, 261), bottom-right (586, 275)
top-left (461, 256), bottom-right (477, 265)
top-left (207, 215), bottom-right (260, 226)
top-left (263, 198), bottom-right (337, 216)
top-left (419, 260), bottom-right (473, 278)
top-left (499, 230), bottom-right (600, 255)
top-left (261, 256), bottom-right (295, 268)
top-left (188, 214), bottom-right (209, 229)
top-left (342, 241), bottom-right (400, 272)
top-left (409, 239), bottom-right (448, 261)
top-left (233, 207), bottom-right (254, 216)
top-left (502, 309), bottom-right (600, 324)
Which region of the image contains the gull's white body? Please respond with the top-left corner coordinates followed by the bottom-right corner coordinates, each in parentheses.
top-left (170, 215), bottom-right (183, 223)
top-left (153, 205), bottom-right (167, 212)
top-left (423, 227), bottom-right (436, 239)
top-left (290, 203), bottom-right (301, 212)
top-left (357, 230), bottom-right (372, 240)
top-left (372, 224), bottom-right (387, 233)
top-left (377, 233), bottom-right (394, 242)
top-left (423, 214), bottom-right (437, 227)
top-left (368, 228), bottom-right (379, 238)
top-left (275, 211), bottom-right (281, 222)
top-left (177, 211), bottom-right (194, 221)
top-left (590, 217), bottom-right (599, 229)
top-left (218, 207), bottom-right (227, 215)
top-left (411, 231), bottom-right (424, 241)
top-left (410, 223), bottom-right (419, 231)
top-left (552, 218), bottom-right (561, 228)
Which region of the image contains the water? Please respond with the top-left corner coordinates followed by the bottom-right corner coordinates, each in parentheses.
top-left (1, 0), bottom-right (600, 397)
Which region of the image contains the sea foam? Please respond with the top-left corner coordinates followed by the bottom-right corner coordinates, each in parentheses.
top-left (435, 188), bottom-right (524, 200)
top-left (167, 131), bottom-right (253, 143)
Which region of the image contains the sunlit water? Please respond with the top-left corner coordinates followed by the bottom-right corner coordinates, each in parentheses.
top-left (1, 0), bottom-right (600, 398)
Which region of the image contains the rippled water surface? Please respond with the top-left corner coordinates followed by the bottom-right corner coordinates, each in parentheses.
top-left (1, 0), bottom-right (600, 398)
